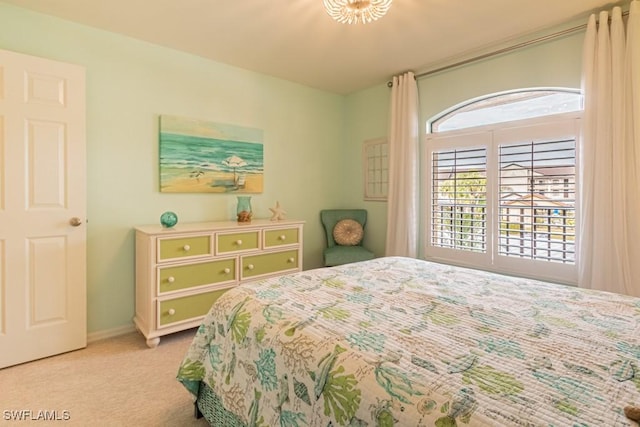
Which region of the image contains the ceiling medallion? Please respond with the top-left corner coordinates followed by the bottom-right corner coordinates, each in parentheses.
top-left (323, 0), bottom-right (393, 25)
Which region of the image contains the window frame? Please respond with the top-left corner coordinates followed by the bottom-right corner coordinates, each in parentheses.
top-left (423, 112), bottom-right (581, 285)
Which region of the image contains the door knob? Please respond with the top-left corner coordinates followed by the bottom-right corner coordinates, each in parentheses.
top-left (69, 217), bottom-right (83, 227)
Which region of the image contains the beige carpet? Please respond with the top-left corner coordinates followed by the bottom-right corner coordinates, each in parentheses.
top-left (0, 329), bottom-right (209, 426)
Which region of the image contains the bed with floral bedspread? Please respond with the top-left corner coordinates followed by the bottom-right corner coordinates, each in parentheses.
top-left (177, 256), bottom-right (640, 426)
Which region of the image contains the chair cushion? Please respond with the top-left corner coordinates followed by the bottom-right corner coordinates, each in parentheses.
top-left (332, 219), bottom-right (363, 246)
top-left (323, 246), bottom-right (375, 267)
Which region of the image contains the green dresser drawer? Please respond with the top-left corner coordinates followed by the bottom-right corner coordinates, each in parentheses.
top-left (158, 235), bottom-right (212, 262)
top-left (217, 231), bottom-right (259, 254)
top-left (264, 227), bottom-right (299, 248)
top-left (241, 249), bottom-right (299, 279)
top-left (158, 258), bottom-right (236, 294)
top-left (158, 288), bottom-right (229, 327)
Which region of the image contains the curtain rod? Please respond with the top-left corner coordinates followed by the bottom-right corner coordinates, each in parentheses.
top-left (388, 8), bottom-right (630, 86)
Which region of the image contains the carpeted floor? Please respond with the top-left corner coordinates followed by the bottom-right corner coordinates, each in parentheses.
top-left (0, 329), bottom-right (209, 426)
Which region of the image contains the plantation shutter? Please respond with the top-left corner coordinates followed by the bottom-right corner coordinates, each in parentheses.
top-left (498, 138), bottom-right (576, 264)
top-left (431, 147), bottom-right (488, 253)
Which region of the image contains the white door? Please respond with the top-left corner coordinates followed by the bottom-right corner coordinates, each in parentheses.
top-left (0, 49), bottom-right (86, 368)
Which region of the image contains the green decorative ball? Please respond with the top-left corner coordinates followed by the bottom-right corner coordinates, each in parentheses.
top-left (160, 211), bottom-right (178, 228)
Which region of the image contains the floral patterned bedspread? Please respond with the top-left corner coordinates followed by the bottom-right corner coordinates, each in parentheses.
top-left (177, 257), bottom-right (640, 426)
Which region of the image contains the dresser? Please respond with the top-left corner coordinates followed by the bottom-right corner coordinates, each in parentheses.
top-left (134, 219), bottom-right (304, 347)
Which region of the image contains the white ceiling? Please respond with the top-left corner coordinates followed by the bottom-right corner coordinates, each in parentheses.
top-left (2, 0), bottom-right (622, 94)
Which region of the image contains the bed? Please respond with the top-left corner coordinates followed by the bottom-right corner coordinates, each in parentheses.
top-left (177, 256), bottom-right (640, 426)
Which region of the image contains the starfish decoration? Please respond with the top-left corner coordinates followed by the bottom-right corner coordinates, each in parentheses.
top-left (269, 201), bottom-right (287, 221)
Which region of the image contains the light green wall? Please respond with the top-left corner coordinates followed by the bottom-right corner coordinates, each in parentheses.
top-left (0, 3), bottom-right (345, 334)
top-left (344, 30), bottom-right (586, 258)
top-left (344, 85), bottom-right (390, 257)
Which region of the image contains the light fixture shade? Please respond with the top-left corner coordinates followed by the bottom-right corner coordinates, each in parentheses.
top-left (323, 0), bottom-right (393, 25)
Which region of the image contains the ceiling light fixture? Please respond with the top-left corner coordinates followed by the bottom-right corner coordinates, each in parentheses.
top-left (323, 0), bottom-right (393, 25)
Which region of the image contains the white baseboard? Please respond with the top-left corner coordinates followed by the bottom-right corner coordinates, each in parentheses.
top-left (87, 324), bottom-right (137, 343)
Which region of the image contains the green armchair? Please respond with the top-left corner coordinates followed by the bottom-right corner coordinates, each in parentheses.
top-left (320, 209), bottom-right (375, 266)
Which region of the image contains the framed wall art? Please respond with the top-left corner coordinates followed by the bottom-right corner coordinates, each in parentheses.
top-left (159, 115), bottom-right (264, 193)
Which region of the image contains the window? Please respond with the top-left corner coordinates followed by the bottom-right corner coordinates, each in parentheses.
top-left (425, 89), bottom-right (581, 284)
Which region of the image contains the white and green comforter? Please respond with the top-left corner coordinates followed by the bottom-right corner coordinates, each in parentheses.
top-left (178, 257), bottom-right (640, 426)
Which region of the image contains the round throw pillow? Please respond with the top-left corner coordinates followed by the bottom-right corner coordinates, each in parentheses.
top-left (333, 219), bottom-right (363, 246)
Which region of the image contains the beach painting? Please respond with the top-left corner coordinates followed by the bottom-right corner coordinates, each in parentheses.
top-left (159, 115), bottom-right (264, 193)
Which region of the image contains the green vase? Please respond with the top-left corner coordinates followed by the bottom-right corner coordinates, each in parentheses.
top-left (236, 196), bottom-right (252, 223)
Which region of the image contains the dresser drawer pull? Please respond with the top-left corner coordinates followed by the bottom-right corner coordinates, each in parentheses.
top-left (223, 268), bottom-right (231, 274)
top-left (183, 244), bottom-right (191, 251)
top-left (279, 235), bottom-right (286, 241)
top-left (167, 276), bottom-right (175, 283)
top-left (168, 308), bottom-right (176, 316)
top-left (288, 257), bottom-right (295, 263)
top-left (235, 239), bottom-right (243, 246)
top-left (247, 264), bottom-right (254, 270)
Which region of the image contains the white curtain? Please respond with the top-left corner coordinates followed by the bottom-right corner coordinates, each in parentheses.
top-left (580, 1), bottom-right (640, 296)
top-left (385, 71), bottom-right (419, 257)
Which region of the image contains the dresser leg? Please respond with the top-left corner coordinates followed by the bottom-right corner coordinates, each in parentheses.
top-left (146, 337), bottom-right (160, 348)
